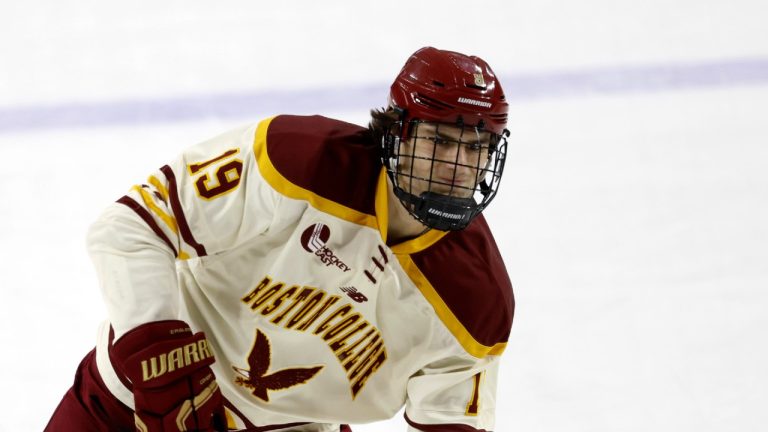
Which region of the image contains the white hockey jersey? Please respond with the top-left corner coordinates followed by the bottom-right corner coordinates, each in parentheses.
top-left (88, 115), bottom-right (514, 431)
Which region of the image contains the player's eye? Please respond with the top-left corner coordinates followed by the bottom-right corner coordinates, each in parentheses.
top-left (431, 136), bottom-right (448, 145)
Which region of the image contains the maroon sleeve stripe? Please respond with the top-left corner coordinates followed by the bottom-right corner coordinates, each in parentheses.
top-left (159, 165), bottom-right (207, 257)
top-left (405, 413), bottom-right (489, 432)
top-left (117, 196), bottom-right (178, 257)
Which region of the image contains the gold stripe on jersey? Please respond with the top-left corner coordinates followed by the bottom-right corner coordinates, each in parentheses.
top-left (390, 229), bottom-right (448, 255)
top-left (148, 175), bottom-right (170, 204)
top-left (132, 185), bottom-right (179, 234)
top-left (131, 182), bottom-right (192, 260)
top-left (253, 117), bottom-right (380, 230)
top-left (374, 167), bottom-right (389, 242)
top-left (395, 255), bottom-right (507, 358)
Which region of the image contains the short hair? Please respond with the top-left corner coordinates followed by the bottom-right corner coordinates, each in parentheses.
top-left (368, 107), bottom-right (401, 146)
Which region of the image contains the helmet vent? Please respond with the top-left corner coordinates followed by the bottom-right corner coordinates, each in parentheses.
top-left (414, 93), bottom-right (454, 110)
top-left (432, 80), bottom-right (445, 87)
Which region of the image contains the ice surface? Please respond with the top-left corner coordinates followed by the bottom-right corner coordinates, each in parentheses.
top-left (1, 1), bottom-right (767, 431)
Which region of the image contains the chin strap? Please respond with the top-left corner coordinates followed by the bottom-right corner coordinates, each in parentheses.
top-left (393, 186), bottom-right (477, 231)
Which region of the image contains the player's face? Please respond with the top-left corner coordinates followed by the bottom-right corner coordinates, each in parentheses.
top-left (396, 122), bottom-right (493, 199)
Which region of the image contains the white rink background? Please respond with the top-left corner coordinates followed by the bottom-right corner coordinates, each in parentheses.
top-left (2, 1), bottom-right (768, 431)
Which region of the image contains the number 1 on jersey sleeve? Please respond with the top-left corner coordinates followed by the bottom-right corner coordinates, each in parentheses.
top-left (465, 372), bottom-right (483, 416)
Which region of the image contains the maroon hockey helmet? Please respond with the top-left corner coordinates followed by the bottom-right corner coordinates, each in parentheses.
top-left (389, 46), bottom-right (509, 134)
top-left (382, 47), bottom-right (510, 232)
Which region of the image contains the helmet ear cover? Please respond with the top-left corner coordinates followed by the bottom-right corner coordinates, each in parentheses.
top-left (382, 107), bottom-right (405, 159)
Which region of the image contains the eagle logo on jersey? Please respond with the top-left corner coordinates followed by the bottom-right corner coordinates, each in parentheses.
top-left (233, 329), bottom-right (323, 402)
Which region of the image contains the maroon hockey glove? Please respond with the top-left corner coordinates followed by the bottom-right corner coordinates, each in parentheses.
top-left (111, 320), bottom-right (226, 432)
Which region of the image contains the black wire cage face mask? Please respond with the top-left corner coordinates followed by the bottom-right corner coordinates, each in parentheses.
top-left (383, 120), bottom-right (508, 231)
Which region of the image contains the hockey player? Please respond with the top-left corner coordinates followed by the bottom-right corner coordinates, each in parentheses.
top-left (45, 46), bottom-right (515, 432)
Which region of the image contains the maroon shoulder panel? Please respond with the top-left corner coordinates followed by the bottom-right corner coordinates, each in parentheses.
top-left (265, 115), bottom-right (381, 216)
top-left (410, 215), bottom-right (514, 348)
